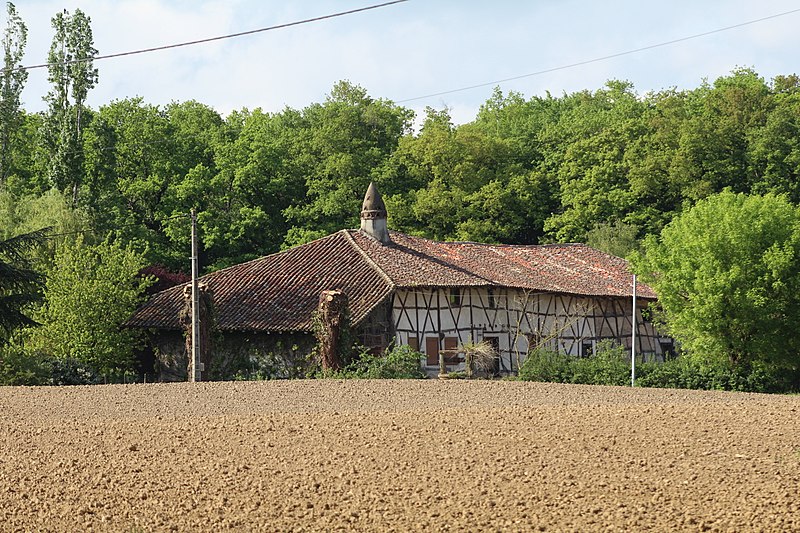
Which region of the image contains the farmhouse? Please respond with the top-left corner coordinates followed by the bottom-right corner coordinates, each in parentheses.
top-left (128, 183), bottom-right (671, 380)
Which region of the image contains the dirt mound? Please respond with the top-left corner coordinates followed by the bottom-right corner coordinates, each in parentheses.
top-left (1, 380), bottom-right (798, 531)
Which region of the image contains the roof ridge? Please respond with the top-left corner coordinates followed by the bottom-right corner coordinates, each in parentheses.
top-left (343, 230), bottom-right (396, 289)
top-left (395, 233), bottom-right (593, 250)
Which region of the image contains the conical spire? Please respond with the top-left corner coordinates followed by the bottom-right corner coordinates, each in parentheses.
top-left (360, 182), bottom-right (390, 244)
top-left (361, 182), bottom-right (387, 218)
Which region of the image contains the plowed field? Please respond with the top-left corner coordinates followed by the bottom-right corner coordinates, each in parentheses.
top-left (1, 380), bottom-right (798, 532)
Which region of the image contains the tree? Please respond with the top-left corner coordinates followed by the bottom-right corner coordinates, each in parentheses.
top-left (585, 220), bottom-right (641, 258)
top-left (29, 237), bottom-right (152, 374)
top-left (44, 8), bottom-right (98, 205)
top-left (0, 229), bottom-right (45, 343)
top-left (0, 188), bottom-right (89, 271)
top-left (631, 191), bottom-right (800, 371)
top-left (0, 2), bottom-right (27, 184)
top-left (282, 81), bottom-right (413, 246)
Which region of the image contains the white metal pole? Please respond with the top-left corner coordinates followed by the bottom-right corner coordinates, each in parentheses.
top-left (190, 209), bottom-right (200, 382)
top-left (631, 274), bottom-right (637, 387)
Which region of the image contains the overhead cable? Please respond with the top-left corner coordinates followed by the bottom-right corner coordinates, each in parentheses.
top-left (9, 0), bottom-right (408, 73)
top-left (396, 6), bottom-right (800, 103)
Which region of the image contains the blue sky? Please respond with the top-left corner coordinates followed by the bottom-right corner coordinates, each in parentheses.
top-left (14, 0), bottom-right (800, 124)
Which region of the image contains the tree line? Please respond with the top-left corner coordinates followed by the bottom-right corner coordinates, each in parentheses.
top-left (1, 3), bottom-right (799, 388)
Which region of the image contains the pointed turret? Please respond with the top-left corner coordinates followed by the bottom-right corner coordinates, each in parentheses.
top-left (360, 182), bottom-right (390, 244)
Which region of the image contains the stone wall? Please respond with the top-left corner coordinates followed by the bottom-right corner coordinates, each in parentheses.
top-left (148, 330), bottom-right (315, 382)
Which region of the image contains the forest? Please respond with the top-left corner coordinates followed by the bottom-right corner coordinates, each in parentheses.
top-left (1, 4), bottom-right (800, 389)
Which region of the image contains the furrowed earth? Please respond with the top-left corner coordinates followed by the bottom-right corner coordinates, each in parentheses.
top-left (0, 380), bottom-right (798, 532)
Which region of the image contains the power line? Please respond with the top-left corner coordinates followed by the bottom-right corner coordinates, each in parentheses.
top-left (42, 213), bottom-right (190, 240)
top-left (396, 7), bottom-right (800, 103)
top-left (10, 0), bottom-right (408, 73)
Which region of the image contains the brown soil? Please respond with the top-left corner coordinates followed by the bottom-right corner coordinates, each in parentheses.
top-left (0, 380), bottom-right (798, 532)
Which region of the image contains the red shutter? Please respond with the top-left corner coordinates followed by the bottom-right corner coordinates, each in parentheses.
top-left (425, 337), bottom-right (439, 366)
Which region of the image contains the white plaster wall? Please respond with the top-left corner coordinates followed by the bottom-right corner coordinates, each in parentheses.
top-left (391, 287), bottom-right (669, 375)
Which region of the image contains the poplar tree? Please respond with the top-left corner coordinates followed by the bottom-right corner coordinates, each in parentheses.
top-left (0, 2), bottom-right (27, 183)
top-left (44, 8), bottom-right (97, 205)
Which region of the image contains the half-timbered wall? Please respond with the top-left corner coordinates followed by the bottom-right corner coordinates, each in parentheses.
top-left (390, 287), bottom-right (669, 375)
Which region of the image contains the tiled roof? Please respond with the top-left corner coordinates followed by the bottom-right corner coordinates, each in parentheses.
top-left (128, 229), bottom-right (654, 333)
top-left (127, 231), bottom-right (393, 332)
top-left (350, 231), bottom-right (656, 299)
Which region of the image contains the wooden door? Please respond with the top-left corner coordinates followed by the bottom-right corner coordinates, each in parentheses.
top-left (425, 337), bottom-right (439, 366)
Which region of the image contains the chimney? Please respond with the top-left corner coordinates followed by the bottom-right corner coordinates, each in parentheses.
top-left (360, 182), bottom-right (390, 244)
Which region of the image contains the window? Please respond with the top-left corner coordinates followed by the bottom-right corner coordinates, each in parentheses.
top-left (425, 337), bottom-right (439, 366)
top-left (659, 340), bottom-right (675, 360)
top-left (581, 341), bottom-right (594, 358)
top-left (449, 288), bottom-right (461, 307)
top-left (487, 287), bottom-right (496, 309)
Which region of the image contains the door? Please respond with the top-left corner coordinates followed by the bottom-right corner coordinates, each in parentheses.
top-left (484, 336), bottom-right (501, 376)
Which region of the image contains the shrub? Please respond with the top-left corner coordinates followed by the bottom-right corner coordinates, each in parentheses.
top-left (48, 357), bottom-right (99, 386)
top-left (570, 341), bottom-right (630, 386)
top-left (322, 344), bottom-right (426, 379)
top-left (0, 344), bottom-right (50, 385)
top-left (0, 342), bottom-right (99, 386)
top-left (635, 356), bottom-right (798, 393)
top-left (519, 341), bottom-right (630, 386)
top-left (518, 347), bottom-right (573, 383)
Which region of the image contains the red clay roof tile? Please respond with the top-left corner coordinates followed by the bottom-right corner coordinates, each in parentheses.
top-left (128, 229), bottom-right (653, 333)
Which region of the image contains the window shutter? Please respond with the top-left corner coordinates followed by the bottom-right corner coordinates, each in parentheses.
top-left (408, 337), bottom-right (419, 351)
top-left (425, 337), bottom-right (439, 366)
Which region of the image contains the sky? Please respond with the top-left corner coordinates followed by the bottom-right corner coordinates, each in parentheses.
top-left (12, 0), bottom-right (800, 125)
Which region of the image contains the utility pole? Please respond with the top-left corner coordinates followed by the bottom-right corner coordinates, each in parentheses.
top-left (631, 274), bottom-right (637, 387)
top-left (190, 209), bottom-right (201, 382)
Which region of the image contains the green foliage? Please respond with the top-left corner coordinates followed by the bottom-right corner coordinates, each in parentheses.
top-left (47, 356), bottom-right (99, 385)
top-left (518, 344), bottom-right (798, 393)
top-left (0, 189), bottom-right (90, 271)
top-left (0, 341), bottom-right (98, 386)
top-left (5, 63), bottom-right (800, 386)
top-left (223, 341), bottom-right (311, 381)
top-left (632, 191), bottom-right (800, 371)
top-left (519, 341), bottom-right (630, 386)
top-left (0, 342), bottom-right (49, 385)
top-left (321, 344), bottom-right (426, 379)
top-left (0, 1), bottom-right (28, 184)
top-left (282, 81), bottom-right (413, 246)
top-left (636, 356), bottom-right (798, 393)
top-left (27, 236), bottom-right (152, 374)
top-left (518, 347), bottom-right (573, 383)
top-left (44, 8), bottom-right (98, 204)
top-left (570, 341), bottom-right (630, 386)
top-left (0, 228), bottom-right (46, 342)
top-left (585, 220), bottom-right (641, 258)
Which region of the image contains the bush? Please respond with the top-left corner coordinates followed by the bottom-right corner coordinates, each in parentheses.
top-left (636, 356), bottom-right (798, 393)
top-left (570, 341), bottom-right (630, 386)
top-left (48, 358), bottom-right (99, 386)
top-left (323, 345), bottom-right (427, 379)
top-left (518, 347), bottom-right (573, 383)
top-left (0, 344), bottom-right (50, 385)
top-left (519, 341), bottom-right (630, 386)
top-left (0, 343), bottom-right (99, 386)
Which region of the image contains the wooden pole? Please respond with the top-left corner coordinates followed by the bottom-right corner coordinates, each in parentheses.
top-left (190, 209), bottom-right (201, 382)
top-left (631, 274), bottom-right (637, 387)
